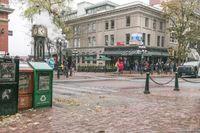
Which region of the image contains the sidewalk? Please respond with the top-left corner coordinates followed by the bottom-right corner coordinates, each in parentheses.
top-left (53, 71), bottom-right (175, 81)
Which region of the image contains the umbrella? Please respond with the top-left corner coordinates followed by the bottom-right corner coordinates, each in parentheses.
top-left (97, 55), bottom-right (111, 61)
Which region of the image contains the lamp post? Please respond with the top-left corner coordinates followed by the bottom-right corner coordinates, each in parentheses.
top-left (139, 45), bottom-right (147, 74)
top-left (55, 38), bottom-right (67, 79)
top-left (73, 49), bottom-right (78, 66)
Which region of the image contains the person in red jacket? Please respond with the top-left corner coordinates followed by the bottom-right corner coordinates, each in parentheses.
top-left (115, 57), bottom-right (124, 74)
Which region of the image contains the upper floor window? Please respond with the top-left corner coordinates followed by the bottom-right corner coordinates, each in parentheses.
top-left (153, 19), bottom-right (156, 29)
top-left (74, 38), bottom-right (79, 48)
top-left (74, 25), bottom-right (80, 34)
top-left (92, 36), bottom-right (96, 46)
top-left (161, 36), bottom-right (164, 47)
top-left (88, 37), bottom-right (92, 46)
top-left (88, 24), bottom-right (92, 32)
top-left (147, 34), bottom-right (151, 46)
top-left (160, 21), bottom-right (163, 31)
top-left (92, 23), bottom-right (96, 32)
top-left (74, 26), bottom-right (77, 34)
top-left (110, 35), bottom-right (114, 46)
top-left (105, 35), bottom-right (108, 46)
top-left (157, 36), bottom-right (160, 46)
top-left (111, 20), bottom-right (115, 29)
top-left (142, 33), bottom-right (146, 45)
top-left (77, 38), bottom-right (80, 47)
top-left (126, 16), bottom-right (131, 26)
top-left (105, 21), bottom-right (109, 30)
top-left (170, 32), bottom-right (177, 43)
top-left (88, 23), bottom-right (95, 32)
top-left (126, 33), bottom-right (130, 44)
top-left (145, 18), bottom-right (149, 27)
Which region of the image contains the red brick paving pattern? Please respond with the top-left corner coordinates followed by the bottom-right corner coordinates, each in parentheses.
top-left (1, 87), bottom-right (200, 133)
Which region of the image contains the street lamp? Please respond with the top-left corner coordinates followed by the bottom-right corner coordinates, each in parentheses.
top-left (138, 45), bottom-right (147, 74)
top-left (73, 48), bottom-right (77, 61)
top-left (54, 38), bottom-right (67, 79)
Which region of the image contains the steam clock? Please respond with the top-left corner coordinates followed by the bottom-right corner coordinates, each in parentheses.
top-left (32, 25), bottom-right (47, 61)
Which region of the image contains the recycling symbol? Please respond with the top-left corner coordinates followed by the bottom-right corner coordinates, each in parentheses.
top-left (40, 95), bottom-right (47, 102)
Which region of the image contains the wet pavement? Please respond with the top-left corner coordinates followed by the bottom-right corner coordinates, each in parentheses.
top-left (1, 72), bottom-right (200, 133)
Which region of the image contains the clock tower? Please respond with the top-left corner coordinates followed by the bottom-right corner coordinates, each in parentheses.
top-left (32, 25), bottom-right (47, 61)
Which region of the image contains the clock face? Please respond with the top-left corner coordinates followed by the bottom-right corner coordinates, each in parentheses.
top-left (38, 27), bottom-right (46, 37)
top-left (32, 27), bottom-right (38, 37)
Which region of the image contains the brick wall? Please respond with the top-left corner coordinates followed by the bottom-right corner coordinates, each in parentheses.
top-left (0, 0), bottom-right (9, 53)
top-left (0, 0), bottom-right (9, 4)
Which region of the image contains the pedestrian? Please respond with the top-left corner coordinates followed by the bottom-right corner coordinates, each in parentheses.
top-left (48, 56), bottom-right (55, 70)
top-left (134, 60), bottom-right (139, 72)
top-left (63, 57), bottom-right (69, 78)
top-left (117, 58), bottom-right (124, 75)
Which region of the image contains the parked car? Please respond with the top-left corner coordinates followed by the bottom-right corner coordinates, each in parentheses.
top-left (177, 61), bottom-right (200, 78)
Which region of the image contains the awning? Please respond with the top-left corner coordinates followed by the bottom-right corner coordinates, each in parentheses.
top-left (97, 55), bottom-right (111, 61)
top-left (144, 51), bottom-right (169, 57)
top-left (84, 57), bottom-right (96, 61)
top-left (103, 50), bottom-right (141, 56)
top-left (103, 50), bottom-right (169, 57)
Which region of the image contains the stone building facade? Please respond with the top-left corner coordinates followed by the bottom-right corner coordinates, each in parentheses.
top-left (65, 1), bottom-right (176, 67)
top-left (0, 0), bottom-right (14, 55)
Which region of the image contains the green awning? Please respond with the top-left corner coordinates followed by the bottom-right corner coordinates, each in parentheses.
top-left (84, 57), bottom-right (96, 61)
top-left (97, 55), bottom-right (111, 61)
top-left (103, 50), bottom-right (169, 57)
top-left (144, 51), bottom-right (169, 57)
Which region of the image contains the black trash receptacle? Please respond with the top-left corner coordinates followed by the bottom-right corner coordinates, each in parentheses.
top-left (0, 58), bottom-right (19, 115)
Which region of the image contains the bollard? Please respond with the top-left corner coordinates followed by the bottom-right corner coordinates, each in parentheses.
top-left (144, 72), bottom-right (150, 94)
top-left (174, 72), bottom-right (180, 91)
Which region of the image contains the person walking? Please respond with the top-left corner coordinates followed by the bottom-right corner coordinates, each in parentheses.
top-left (63, 57), bottom-right (69, 78)
top-left (48, 57), bottom-right (55, 70)
top-left (117, 58), bottom-right (124, 75)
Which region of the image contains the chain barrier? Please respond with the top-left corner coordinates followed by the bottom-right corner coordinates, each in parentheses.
top-left (180, 77), bottom-right (200, 83)
top-left (150, 76), bottom-right (175, 86)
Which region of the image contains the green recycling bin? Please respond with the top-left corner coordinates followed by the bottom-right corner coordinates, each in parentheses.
top-left (0, 57), bottom-right (19, 115)
top-left (28, 62), bottom-right (53, 109)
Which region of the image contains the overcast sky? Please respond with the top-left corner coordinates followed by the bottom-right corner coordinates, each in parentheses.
top-left (8, 0), bottom-right (149, 56)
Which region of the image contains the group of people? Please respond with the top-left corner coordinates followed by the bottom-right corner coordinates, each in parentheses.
top-left (132, 60), bottom-right (177, 74)
top-left (47, 56), bottom-right (76, 78)
top-left (114, 57), bottom-right (177, 75)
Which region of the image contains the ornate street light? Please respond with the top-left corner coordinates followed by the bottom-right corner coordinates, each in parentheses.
top-left (138, 45), bottom-right (147, 74)
top-left (54, 38), bottom-right (67, 79)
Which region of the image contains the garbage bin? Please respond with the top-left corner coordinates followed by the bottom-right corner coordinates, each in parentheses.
top-left (28, 62), bottom-right (53, 108)
top-left (18, 63), bottom-right (33, 110)
top-left (0, 58), bottom-right (19, 115)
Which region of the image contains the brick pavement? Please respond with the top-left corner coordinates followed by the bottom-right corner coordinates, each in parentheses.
top-left (1, 72), bottom-right (200, 133)
top-left (1, 87), bottom-right (200, 132)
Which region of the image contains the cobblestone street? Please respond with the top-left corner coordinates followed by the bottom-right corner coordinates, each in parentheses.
top-left (1, 72), bottom-right (200, 133)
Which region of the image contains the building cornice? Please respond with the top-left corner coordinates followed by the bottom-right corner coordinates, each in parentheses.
top-left (0, 5), bottom-right (14, 14)
top-left (65, 3), bottom-right (162, 24)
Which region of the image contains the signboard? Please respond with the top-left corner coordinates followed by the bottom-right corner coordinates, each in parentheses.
top-left (0, 63), bottom-right (15, 82)
top-left (8, 30), bottom-right (13, 36)
top-left (38, 73), bottom-right (50, 91)
top-left (19, 73), bottom-right (29, 91)
top-left (116, 41), bottom-right (124, 46)
top-left (129, 33), bottom-right (143, 45)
